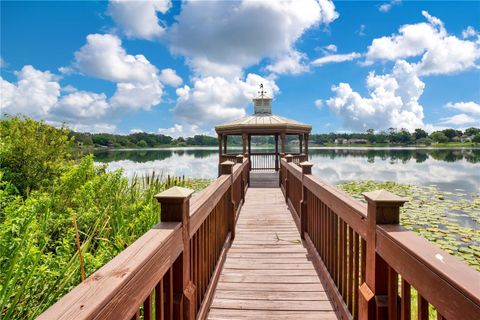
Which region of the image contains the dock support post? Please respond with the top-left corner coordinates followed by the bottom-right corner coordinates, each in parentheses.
top-left (359, 190), bottom-right (406, 320)
top-left (155, 187), bottom-right (196, 320)
top-left (300, 162), bottom-right (313, 240)
top-left (221, 161), bottom-right (236, 241)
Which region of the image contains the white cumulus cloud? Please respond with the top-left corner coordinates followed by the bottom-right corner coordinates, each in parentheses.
top-left (74, 33), bottom-right (164, 110)
top-left (327, 60), bottom-right (426, 131)
top-left (378, 0), bottom-right (401, 13)
top-left (173, 73), bottom-right (279, 129)
top-left (446, 101), bottom-right (480, 115)
top-left (439, 114), bottom-right (478, 126)
top-left (108, 0), bottom-right (171, 40)
top-left (53, 91), bottom-right (110, 120)
top-left (365, 11), bottom-right (480, 76)
top-left (0, 65), bottom-right (60, 117)
top-left (157, 123), bottom-right (210, 138)
top-left (159, 68), bottom-right (183, 87)
top-left (168, 0), bottom-right (338, 77)
top-left (312, 52), bottom-right (361, 66)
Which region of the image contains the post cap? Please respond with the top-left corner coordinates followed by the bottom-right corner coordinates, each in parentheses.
top-left (285, 154), bottom-right (293, 162)
top-left (363, 190), bottom-right (407, 206)
top-left (236, 155), bottom-right (244, 163)
top-left (300, 161), bottom-right (313, 174)
top-left (155, 186), bottom-right (194, 203)
top-left (221, 160), bottom-right (235, 166)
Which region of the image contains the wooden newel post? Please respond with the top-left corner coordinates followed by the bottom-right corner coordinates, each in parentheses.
top-left (155, 187), bottom-right (196, 320)
top-left (284, 155), bottom-right (293, 203)
top-left (300, 161), bottom-right (313, 240)
top-left (221, 161), bottom-right (236, 240)
top-left (236, 155), bottom-right (245, 202)
top-left (359, 190), bottom-right (406, 320)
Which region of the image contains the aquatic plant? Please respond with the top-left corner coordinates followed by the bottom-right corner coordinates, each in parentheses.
top-left (338, 180), bottom-right (480, 270)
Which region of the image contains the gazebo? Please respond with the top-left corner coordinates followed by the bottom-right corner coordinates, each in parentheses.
top-left (215, 84), bottom-right (311, 173)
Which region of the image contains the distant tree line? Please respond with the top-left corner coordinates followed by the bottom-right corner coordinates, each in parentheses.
top-left (69, 131), bottom-right (219, 148)
top-left (70, 127), bottom-right (480, 149)
top-left (310, 127), bottom-right (480, 145)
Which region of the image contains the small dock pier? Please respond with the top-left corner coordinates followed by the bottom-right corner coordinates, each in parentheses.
top-left (38, 87), bottom-right (479, 320)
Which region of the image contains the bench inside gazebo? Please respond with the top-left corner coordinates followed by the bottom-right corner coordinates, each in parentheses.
top-left (39, 87), bottom-right (480, 320)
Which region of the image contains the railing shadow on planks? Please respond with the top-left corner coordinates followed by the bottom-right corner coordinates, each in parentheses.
top-left (38, 156), bottom-right (249, 320)
top-left (280, 155), bottom-right (480, 320)
top-left (38, 154), bottom-right (480, 320)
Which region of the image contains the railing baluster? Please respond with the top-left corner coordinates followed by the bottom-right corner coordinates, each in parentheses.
top-left (388, 266), bottom-right (399, 320)
top-left (401, 278), bottom-right (410, 320)
top-left (418, 294), bottom-right (429, 320)
top-left (155, 279), bottom-right (164, 320)
top-left (354, 232), bottom-right (360, 319)
top-left (143, 292), bottom-right (152, 320)
top-left (348, 226), bottom-right (354, 314)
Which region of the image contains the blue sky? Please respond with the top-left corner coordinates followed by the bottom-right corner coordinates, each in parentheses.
top-left (1, 0), bottom-right (479, 136)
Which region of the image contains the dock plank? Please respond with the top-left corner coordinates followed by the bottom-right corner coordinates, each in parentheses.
top-left (207, 187), bottom-right (336, 319)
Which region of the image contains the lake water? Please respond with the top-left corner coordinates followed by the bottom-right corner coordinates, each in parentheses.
top-left (94, 147), bottom-right (480, 195)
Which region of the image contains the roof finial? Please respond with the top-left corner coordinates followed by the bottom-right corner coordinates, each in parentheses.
top-left (258, 83), bottom-right (267, 98)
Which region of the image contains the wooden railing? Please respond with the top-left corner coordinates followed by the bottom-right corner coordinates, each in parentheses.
top-left (219, 154), bottom-right (238, 163)
top-left (280, 158), bottom-right (480, 320)
top-left (39, 157), bottom-right (250, 320)
top-left (291, 153), bottom-right (308, 166)
top-left (250, 152), bottom-right (277, 171)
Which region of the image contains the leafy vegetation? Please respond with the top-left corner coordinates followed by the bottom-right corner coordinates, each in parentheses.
top-left (0, 116), bottom-right (211, 319)
top-left (338, 181), bottom-right (480, 271)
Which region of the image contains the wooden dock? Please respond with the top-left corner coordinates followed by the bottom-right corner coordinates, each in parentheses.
top-left (39, 156), bottom-right (480, 320)
top-left (207, 187), bottom-right (336, 319)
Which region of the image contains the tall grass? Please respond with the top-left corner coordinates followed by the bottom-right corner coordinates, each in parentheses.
top-left (0, 156), bottom-right (211, 319)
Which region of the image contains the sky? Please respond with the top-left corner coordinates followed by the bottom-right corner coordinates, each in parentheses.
top-left (1, 0), bottom-right (479, 136)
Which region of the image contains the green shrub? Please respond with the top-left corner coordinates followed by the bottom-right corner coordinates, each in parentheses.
top-left (0, 115), bottom-right (73, 196)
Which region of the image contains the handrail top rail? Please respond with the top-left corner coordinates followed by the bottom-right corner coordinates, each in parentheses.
top-left (38, 222), bottom-right (183, 320)
top-left (378, 224), bottom-right (480, 307)
top-left (189, 157), bottom-right (248, 235)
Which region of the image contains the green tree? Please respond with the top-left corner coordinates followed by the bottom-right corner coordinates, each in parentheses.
top-left (442, 129), bottom-right (462, 141)
top-left (472, 134), bottom-right (480, 143)
top-left (137, 140), bottom-right (148, 148)
top-left (413, 128), bottom-right (428, 141)
top-left (0, 115), bottom-right (73, 195)
top-left (430, 131), bottom-right (448, 143)
top-left (465, 127), bottom-right (480, 137)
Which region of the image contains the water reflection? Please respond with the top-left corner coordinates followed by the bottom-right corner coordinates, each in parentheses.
top-left (94, 147), bottom-right (480, 194)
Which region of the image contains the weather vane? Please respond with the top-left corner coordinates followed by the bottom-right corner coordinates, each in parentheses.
top-left (258, 83), bottom-right (267, 98)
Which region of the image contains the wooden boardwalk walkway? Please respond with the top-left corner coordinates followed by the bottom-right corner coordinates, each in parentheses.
top-left (207, 187), bottom-right (336, 319)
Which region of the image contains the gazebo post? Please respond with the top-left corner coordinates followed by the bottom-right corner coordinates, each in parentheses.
top-left (305, 133), bottom-right (309, 159)
top-left (248, 134), bottom-right (252, 169)
top-left (218, 134), bottom-right (223, 176)
top-left (242, 133), bottom-right (247, 154)
top-left (280, 132), bottom-right (286, 154)
top-left (223, 135), bottom-right (228, 155)
top-left (299, 134), bottom-right (303, 154)
top-left (274, 134), bottom-right (279, 171)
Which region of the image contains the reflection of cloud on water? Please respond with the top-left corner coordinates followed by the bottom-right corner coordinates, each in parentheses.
top-left (97, 148), bottom-right (480, 194)
top-left (98, 153), bottom-right (218, 179)
top-left (310, 155), bottom-right (480, 194)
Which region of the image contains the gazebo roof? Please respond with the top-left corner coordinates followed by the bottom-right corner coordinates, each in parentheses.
top-left (215, 84), bottom-right (311, 135)
top-left (215, 114), bottom-right (311, 135)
